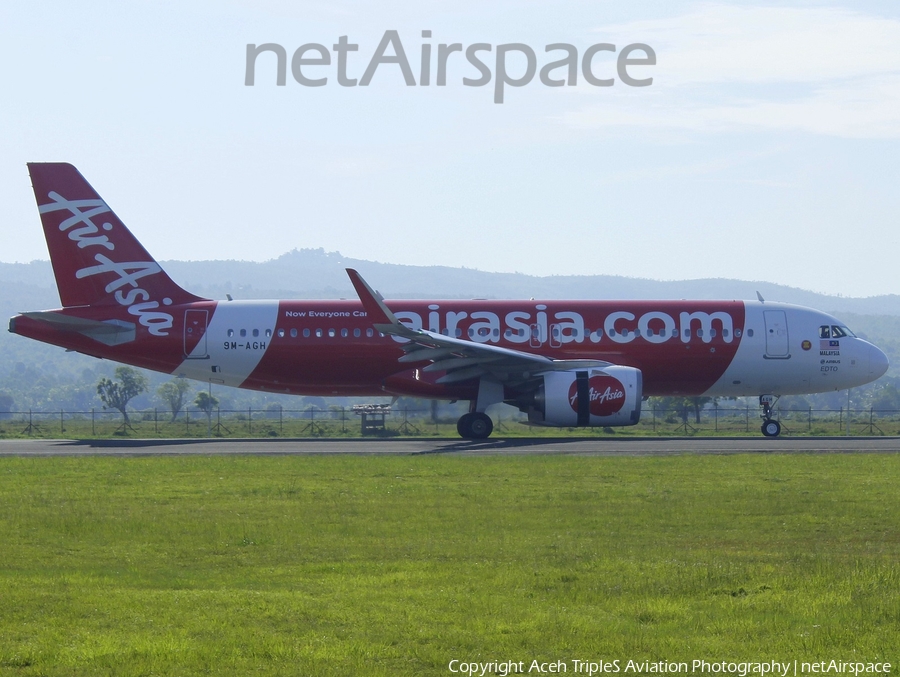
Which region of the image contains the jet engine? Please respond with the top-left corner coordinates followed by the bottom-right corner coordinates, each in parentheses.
top-left (525, 366), bottom-right (642, 427)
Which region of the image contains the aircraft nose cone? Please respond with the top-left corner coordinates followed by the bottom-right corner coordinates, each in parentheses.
top-left (869, 343), bottom-right (890, 379)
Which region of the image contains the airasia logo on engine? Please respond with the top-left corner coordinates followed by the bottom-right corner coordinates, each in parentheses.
top-left (568, 376), bottom-right (626, 417)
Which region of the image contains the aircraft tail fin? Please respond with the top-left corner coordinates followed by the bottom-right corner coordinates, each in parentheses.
top-left (27, 162), bottom-right (205, 309)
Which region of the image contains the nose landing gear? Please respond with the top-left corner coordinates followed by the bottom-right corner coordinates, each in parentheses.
top-left (759, 395), bottom-right (781, 437)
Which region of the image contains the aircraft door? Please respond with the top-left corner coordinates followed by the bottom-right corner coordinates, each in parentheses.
top-left (549, 324), bottom-right (562, 348)
top-left (764, 310), bottom-right (790, 358)
top-left (184, 309), bottom-right (209, 358)
top-left (529, 323), bottom-right (543, 348)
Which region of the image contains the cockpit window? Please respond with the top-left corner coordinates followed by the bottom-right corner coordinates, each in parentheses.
top-left (831, 325), bottom-right (855, 338)
top-left (821, 324), bottom-right (855, 339)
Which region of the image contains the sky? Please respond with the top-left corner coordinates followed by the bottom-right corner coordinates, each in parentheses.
top-left (2, 0), bottom-right (899, 298)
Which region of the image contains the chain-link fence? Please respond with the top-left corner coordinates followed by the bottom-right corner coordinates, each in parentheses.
top-left (1, 405), bottom-right (899, 438)
top-left (640, 405), bottom-right (897, 436)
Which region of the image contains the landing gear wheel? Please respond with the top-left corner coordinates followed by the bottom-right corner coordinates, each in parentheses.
top-left (758, 395), bottom-right (781, 438)
top-left (761, 420), bottom-right (781, 437)
top-left (456, 412), bottom-right (493, 439)
top-left (468, 412), bottom-right (493, 439)
top-left (457, 413), bottom-right (474, 438)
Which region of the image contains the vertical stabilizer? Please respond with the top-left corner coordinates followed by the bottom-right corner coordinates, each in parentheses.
top-left (27, 162), bottom-right (204, 309)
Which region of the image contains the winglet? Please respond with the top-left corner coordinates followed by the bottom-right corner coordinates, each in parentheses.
top-left (346, 269), bottom-right (400, 329)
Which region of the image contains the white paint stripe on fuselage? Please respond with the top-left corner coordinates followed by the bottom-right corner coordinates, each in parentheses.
top-left (175, 300), bottom-right (278, 387)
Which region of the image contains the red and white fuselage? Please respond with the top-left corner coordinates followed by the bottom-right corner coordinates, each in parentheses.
top-left (13, 296), bottom-right (887, 399)
top-left (9, 163), bottom-right (889, 438)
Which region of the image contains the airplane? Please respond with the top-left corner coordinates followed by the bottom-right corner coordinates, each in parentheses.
top-left (8, 163), bottom-right (890, 439)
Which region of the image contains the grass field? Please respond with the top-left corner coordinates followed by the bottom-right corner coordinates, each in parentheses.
top-left (0, 453), bottom-right (898, 676)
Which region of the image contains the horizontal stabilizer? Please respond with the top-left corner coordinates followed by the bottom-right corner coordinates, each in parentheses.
top-left (19, 311), bottom-right (136, 346)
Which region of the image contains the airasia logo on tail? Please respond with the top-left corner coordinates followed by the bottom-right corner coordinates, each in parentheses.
top-left (39, 191), bottom-right (174, 336)
top-left (568, 375), bottom-right (626, 417)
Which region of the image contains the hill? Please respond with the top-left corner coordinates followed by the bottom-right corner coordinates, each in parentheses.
top-left (2, 249), bottom-right (898, 315)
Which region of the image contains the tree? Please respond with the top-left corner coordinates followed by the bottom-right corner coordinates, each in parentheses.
top-left (194, 391), bottom-right (219, 415)
top-left (652, 396), bottom-right (713, 424)
top-left (158, 378), bottom-right (192, 422)
top-left (194, 391), bottom-right (220, 435)
top-left (687, 396), bottom-right (713, 424)
top-left (97, 366), bottom-right (148, 425)
top-left (869, 382), bottom-right (900, 416)
top-left (0, 393), bottom-right (13, 421)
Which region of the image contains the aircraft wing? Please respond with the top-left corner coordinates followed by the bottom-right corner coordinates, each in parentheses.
top-left (346, 269), bottom-right (610, 385)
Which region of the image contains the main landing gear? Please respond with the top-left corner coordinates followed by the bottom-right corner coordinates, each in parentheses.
top-left (457, 412), bottom-right (493, 439)
top-left (759, 394), bottom-right (781, 437)
top-left (456, 379), bottom-right (503, 440)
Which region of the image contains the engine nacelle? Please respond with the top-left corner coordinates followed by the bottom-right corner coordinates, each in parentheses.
top-left (527, 366), bottom-right (642, 427)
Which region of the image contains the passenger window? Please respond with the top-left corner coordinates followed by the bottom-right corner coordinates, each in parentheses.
top-left (747, 329), bottom-right (754, 337)
top-left (252, 329), bottom-right (259, 337)
top-left (303, 328), bottom-right (310, 338)
top-left (353, 328), bottom-right (360, 338)
top-left (265, 329), bottom-right (272, 338)
top-left (723, 329), bottom-right (729, 338)
top-left (290, 328), bottom-right (298, 338)
top-left (341, 328), bottom-right (348, 338)
top-left (227, 329), bottom-right (234, 337)
top-left (684, 329), bottom-right (690, 338)
top-left (819, 326), bottom-right (831, 339)
top-left (315, 329), bottom-right (323, 338)
top-left (455, 328), bottom-right (463, 338)
top-left (366, 328), bottom-right (374, 337)
top-left (710, 329), bottom-right (716, 338)
top-left (277, 328), bottom-right (285, 338)
top-left (609, 328), bottom-right (617, 337)
top-left (240, 329), bottom-right (247, 338)
top-left (735, 328), bottom-right (742, 338)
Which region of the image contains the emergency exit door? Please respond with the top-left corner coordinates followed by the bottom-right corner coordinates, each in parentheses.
top-left (763, 310), bottom-right (789, 358)
top-left (183, 309), bottom-right (209, 358)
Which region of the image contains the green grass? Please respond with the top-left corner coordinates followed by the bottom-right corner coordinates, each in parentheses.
top-left (0, 454), bottom-right (898, 675)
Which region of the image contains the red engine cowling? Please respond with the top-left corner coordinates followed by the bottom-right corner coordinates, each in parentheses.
top-left (527, 366), bottom-right (642, 427)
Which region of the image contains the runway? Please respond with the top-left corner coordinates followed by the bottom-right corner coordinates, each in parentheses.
top-left (2, 436), bottom-right (900, 456)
